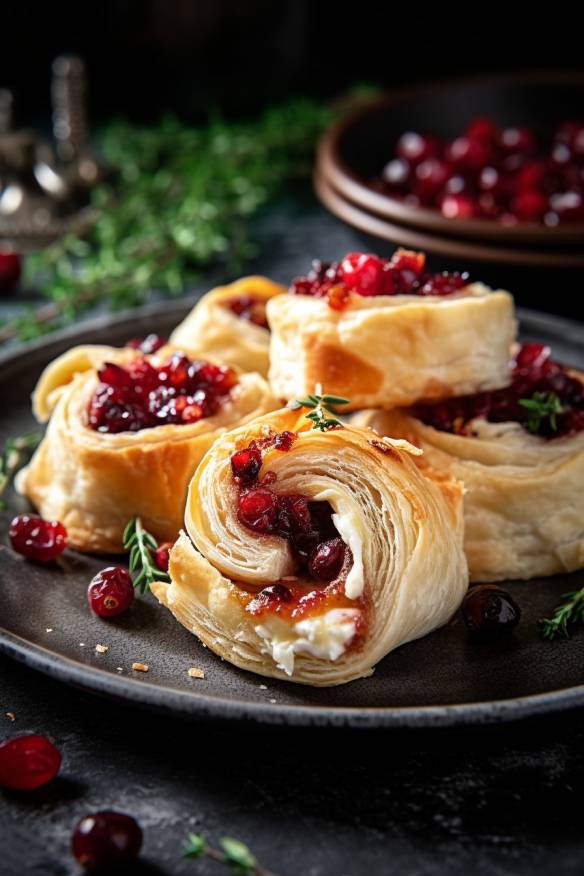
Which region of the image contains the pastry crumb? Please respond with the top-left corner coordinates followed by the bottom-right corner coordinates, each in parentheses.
top-left (269, 698), bottom-right (277, 704)
top-left (259, 684), bottom-right (267, 690)
top-left (116, 667), bottom-right (123, 672)
top-left (187, 667), bottom-right (205, 679)
top-left (5, 712), bottom-right (16, 722)
top-left (46, 628), bottom-right (53, 633)
top-left (132, 662), bottom-right (149, 672)
top-left (95, 644), bottom-right (109, 654)
top-left (79, 642), bottom-right (86, 647)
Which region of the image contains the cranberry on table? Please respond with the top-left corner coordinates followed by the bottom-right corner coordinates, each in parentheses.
top-left (72, 810), bottom-right (143, 873)
top-left (9, 515), bottom-right (67, 563)
top-left (462, 584), bottom-right (521, 638)
top-left (0, 734), bottom-right (61, 790)
top-left (87, 567), bottom-right (134, 617)
top-left (0, 252), bottom-right (22, 293)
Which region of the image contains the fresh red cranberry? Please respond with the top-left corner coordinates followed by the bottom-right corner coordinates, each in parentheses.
top-left (465, 117), bottom-right (499, 143)
top-left (276, 495), bottom-right (312, 540)
top-left (154, 543), bottom-right (172, 572)
top-left (0, 734), bottom-right (61, 790)
top-left (500, 127), bottom-right (535, 155)
top-left (308, 538), bottom-right (346, 581)
top-left (511, 190), bottom-right (549, 222)
top-left (339, 253), bottom-right (384, 296)
top-left (381, 157), bottom-right (411, 190)
top-left (550, 191), bottom-right (584, 224)
top-left (87, 567), bottom-right (134, 618)
top-left (9, 515), bottom-right (67, 563)
top-left (0, 252), bottom-right (22, 293)
top-left (414, 158), bottom-right (450, 203)
top-left (237, 489), bottom-right (279, 533)
top-left (231, 448), bottom-right (262, 484)
top-left (126, 334), bottom-right (166, 354)
top-left (446, 136), bottom-right (491, 171)
top-left (439, 193), bottom-right (477, 220)
top-left (72, 811), bottom-right (143, 873)
top-left (396, 132), bottom-right (440, 165)
top-left (462, 584), bottom-right (521, 638)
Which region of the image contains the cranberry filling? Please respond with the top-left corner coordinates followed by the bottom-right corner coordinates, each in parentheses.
top-left (226, 295), bottom-right (269, 329)
top-left (290, 249), bottom-right (469, 309)
top-left (376, 117), bottom-right (584, 226)
top-left (87, 353), bottom-right (237, 433)
top-left (126, 333), bottom-right (166, 354)
top-left (414, 343), bottom-right (584, 439)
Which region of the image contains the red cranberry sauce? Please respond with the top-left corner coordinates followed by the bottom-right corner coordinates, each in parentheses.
top-left (377, 118), bottom-right (584, 226)
top-left (230, 433), bottom-right (363, 628)
top-left (290, 250), bottom-right (469, 309)
top-left (225, 295), bottom-right (269, 329)
top-left (87, 353), bottom-right (238, 433)
top-left (414, 343), bottom-right (584, 439)
top-left (126, 333), bottom-right (166, 354)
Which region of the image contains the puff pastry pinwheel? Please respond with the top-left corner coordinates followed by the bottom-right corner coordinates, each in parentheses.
top-left (356, 343), bottom-right (584, 583)
top-left (151, 408), bottom-right (467, 686)
top-left (170, 276), bottom-right (286, 376)
top-left (18, 344), bottom-right (276, 553)
top-left (268, 249), bottom-right (516, 410)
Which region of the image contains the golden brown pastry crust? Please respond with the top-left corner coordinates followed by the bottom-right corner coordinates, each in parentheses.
top-left (355, 398), bottom-right (584, 582)
top-left (170, 276), bottom-right (285, 376)
top-left (18, 345), bottom-right (277, 552)
top-left (267, 283), bottom-right (516, 409)
top-left (152, 409), bottom-right (468, 686)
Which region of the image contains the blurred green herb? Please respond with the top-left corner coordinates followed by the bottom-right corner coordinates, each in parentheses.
top-left (1, 98), bottom-right (333, 344)
top-left (182, 832), bottom-right (276, 875)
top-left (0, 433), bottom-right (42, 509)
top-left (123, 517), bottom-right (170, 593)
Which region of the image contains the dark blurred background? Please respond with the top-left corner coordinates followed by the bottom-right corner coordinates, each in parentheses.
top-left (2, 1), bottom-right (583, 126)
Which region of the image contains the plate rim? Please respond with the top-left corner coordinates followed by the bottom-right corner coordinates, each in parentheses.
top-left (1, 301), bottom-right (584, 728)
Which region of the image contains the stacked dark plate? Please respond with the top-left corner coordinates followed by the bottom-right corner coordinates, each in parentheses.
top-left (315, 73), bottom-right (584, 315)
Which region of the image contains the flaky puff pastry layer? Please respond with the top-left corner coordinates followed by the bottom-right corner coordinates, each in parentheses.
top-left (170, 276), bottom-right (285, 377)
top-left (18, 345), bottom-right (277, 553)
top-left (355, 400), bottom-right (584, 582)
top-left (267, 283), bottom-right (516, 409)
top-left (151, 409), bottom-right (468, 686)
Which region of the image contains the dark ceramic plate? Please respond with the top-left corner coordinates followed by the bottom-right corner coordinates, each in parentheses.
top-left (1, 303), bottom-right (584, 728)
top-left (317, 72), bottom-right (584, 249)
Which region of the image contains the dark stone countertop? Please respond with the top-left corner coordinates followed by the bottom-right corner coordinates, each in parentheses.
top-left (1, 196), bottom-right (584, 875)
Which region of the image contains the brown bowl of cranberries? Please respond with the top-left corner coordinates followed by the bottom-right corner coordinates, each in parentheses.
top-left (316, 72), bottom-right (584, 274)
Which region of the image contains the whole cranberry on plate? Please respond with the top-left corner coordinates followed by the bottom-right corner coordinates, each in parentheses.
top-left (72, 810), bottom-right (143, 872)
top-left (462, 584), bottom-right (521, 638)
top-left (0, 734), bottom-right (61, 790)
top-left (87, 567), bottom-right (134, 617)
top-left (0, 252), bottom-right (22, 293)
top-left (9, 515), bottom-right (67, 563)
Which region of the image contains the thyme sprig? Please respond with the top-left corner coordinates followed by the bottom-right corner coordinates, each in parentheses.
top-left (0, 432), bottom-right (42, 509)
top-left (540, 587), bottom-right (584, 640)
top-left (183, 833), bottom-right (278, 876)
top-left (123, 517), bottom-right (170, 594)
top-left (287, 392), bottom-right (350, 431)
top-left (0, 99), bottom-right (333, 345)
top-left (519, 391), bottom-right (564, 434)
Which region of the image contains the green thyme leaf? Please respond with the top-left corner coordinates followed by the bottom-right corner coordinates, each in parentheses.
top-left (122, 516), bottom-right (170, 593)
top-left (289, 393), bottom-right (350, 432)
top-left (183, 832), bottom-right (207, 859)
top-left (220, 837), bottom-right (257, 872)
top-left (540, 587), bottom-right (584, 640)
top-left (519, 391), bottom-right (564, 434)
top-left (0, 432), bottom-right (42, 507)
